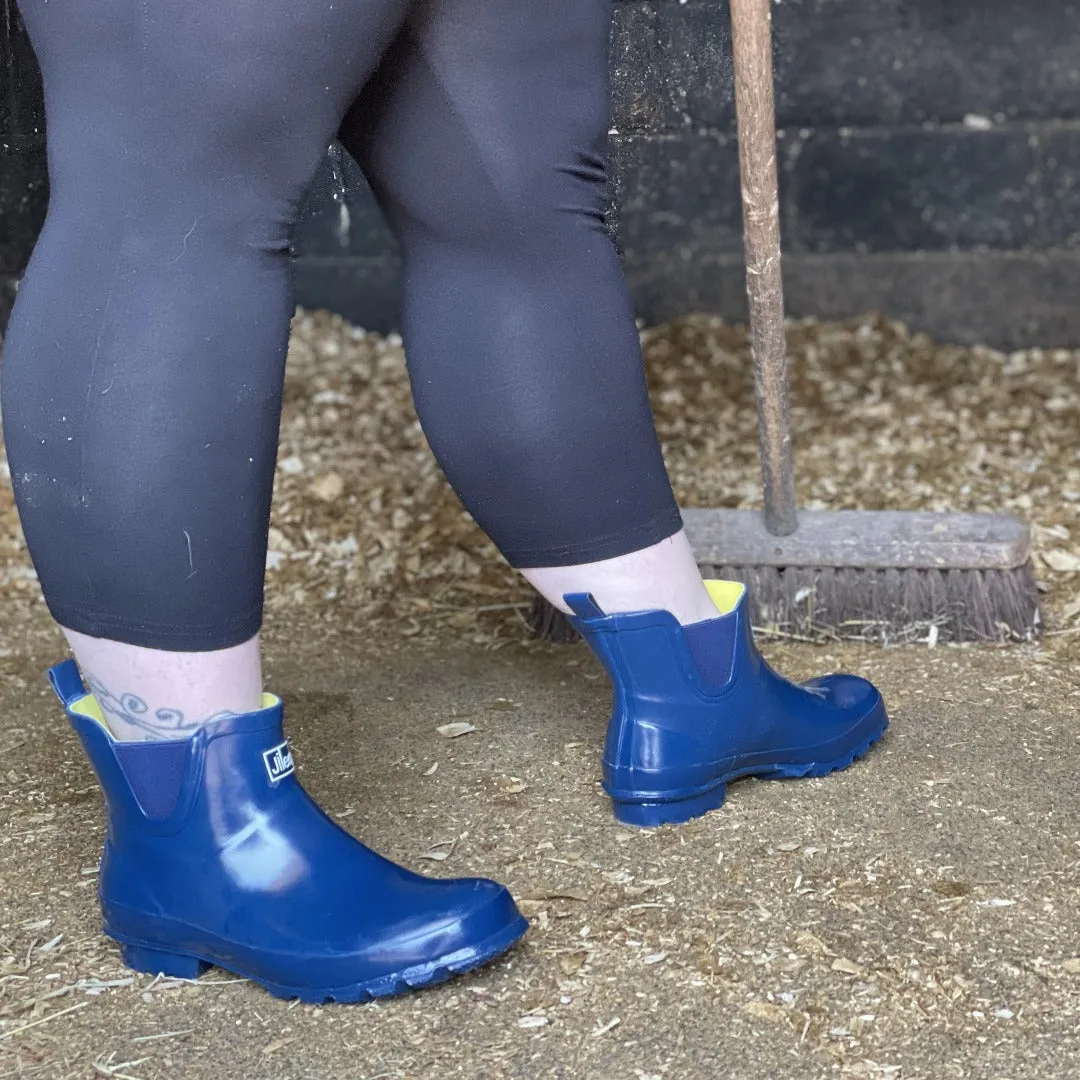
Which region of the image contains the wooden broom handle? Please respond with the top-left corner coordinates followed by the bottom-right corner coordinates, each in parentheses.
top-left (730, 0), bottom-right (798, 536)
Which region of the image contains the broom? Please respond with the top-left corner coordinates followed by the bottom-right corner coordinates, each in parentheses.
top-left (532, 0), bottom-right (1041, 645)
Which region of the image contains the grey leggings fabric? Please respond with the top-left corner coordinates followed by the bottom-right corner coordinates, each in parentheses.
top-left (2, 0), bottom-right (682, 650)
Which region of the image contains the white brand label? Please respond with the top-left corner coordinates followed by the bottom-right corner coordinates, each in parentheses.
top-left (263, 740), bottom-right (295, 784)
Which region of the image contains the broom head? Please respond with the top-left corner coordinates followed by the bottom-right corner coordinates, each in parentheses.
top-left (531, 509), bottom-right (1041, 645)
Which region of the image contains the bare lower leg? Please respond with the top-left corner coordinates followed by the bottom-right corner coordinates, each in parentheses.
top-left (521, 529), bottom-right (720, 625)
top-left (62, 629), bottom-right (264, 742)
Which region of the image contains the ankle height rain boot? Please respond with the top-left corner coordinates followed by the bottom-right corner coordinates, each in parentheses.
top-left (565, 580), bottom-right (888, 827)
top-left (49, 660), bottom-right (528, 1002)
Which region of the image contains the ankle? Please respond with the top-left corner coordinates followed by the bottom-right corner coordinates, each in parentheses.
top-left (62, 628), bottom-right (263, 742)
top-left (668, 588), bottom-right (727, 626)
top-left (522, 529), bottom-right (721, 626)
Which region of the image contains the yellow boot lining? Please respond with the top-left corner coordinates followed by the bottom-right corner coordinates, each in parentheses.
top-left (704, 579), bottom-right (746, 616)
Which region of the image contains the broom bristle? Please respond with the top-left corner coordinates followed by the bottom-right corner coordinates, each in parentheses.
top-left (530, 563), bottom-right (1042, 645)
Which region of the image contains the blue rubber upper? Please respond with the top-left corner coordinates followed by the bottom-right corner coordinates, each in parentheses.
top-left (565, 588), bottom-right (887, 809)
top-left (48, 660), bottom-right (527, 999)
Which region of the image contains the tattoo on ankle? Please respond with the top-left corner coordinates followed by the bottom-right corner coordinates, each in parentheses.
top-left (83, 672), bottom-right (237, 740)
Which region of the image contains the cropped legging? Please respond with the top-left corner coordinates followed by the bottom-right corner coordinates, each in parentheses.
top-left (2, 0), bottom-right (683, 650)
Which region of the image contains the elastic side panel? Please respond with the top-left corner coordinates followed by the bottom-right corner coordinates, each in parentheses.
top-left (683, 616), bottom-right (739, 691)
top-left (113, 740), bottom-right (190, 820)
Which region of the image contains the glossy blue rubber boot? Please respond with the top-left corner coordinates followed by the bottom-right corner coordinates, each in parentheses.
top-left (565, 580), bottom-right (888, 828)
top-left (48, 660), bottom-right (528, 1002)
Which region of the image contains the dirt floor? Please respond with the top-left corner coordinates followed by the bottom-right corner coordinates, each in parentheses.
top-left (1, 311), bottom-right (1079, 1079)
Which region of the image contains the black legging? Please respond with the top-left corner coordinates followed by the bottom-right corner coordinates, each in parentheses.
top-left (2, 0), bottom-right (682, 651)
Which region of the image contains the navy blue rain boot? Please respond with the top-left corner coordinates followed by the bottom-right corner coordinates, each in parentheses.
top-left (48, 660), bottom-right (528, 1002)
top-left (565, 580), bottom-right (888, 827)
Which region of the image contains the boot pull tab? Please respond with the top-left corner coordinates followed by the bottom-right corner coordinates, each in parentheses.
top-left (564, 593), bottom-right (607, 620)
top-left (47, 659), bottom-right (87, 707)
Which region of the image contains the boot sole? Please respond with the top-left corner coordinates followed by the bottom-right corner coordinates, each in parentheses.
top-left (113, 914), bottom-right (529, 1004)
top-left (610, 707), bottom-right (888, 828)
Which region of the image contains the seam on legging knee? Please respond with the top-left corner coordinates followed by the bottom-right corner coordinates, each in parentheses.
top-left (47, 605), bottom-right (263, 637)
top-left (503, 511), bottom-right (684, 569)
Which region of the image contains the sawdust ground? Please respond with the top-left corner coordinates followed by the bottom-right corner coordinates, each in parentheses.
top-left (1, 312), bottom-right (1079, 1079)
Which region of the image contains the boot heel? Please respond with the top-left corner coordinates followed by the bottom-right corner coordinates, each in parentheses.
top-left (120, 943), bottom-right (212, 979)
top-left (612, 784), bottom-right (727, 828)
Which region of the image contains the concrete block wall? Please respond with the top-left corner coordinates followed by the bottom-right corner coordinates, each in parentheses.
top-left (5, 1), bottom-right (1080, 346)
